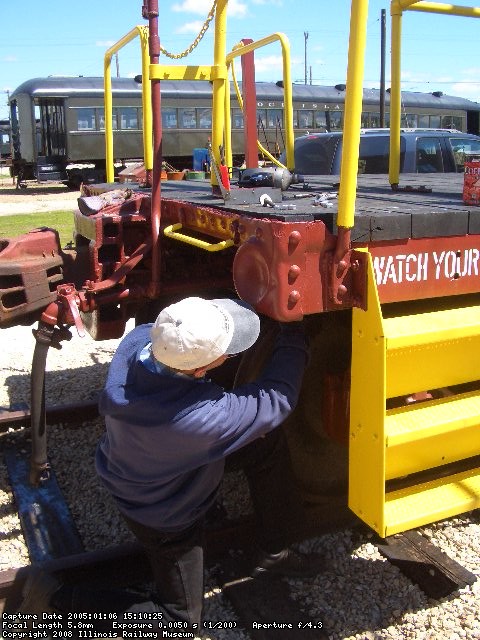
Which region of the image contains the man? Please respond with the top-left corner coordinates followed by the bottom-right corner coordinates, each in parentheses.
top-left (18, 296), bottom-right (323, 628)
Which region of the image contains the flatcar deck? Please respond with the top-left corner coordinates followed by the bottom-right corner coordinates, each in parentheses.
top-left (98, 173), bottom-right (478, 243)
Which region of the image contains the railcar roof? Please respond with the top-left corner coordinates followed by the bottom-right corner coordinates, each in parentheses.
top-left (8, 76), bottom-right (480, 111)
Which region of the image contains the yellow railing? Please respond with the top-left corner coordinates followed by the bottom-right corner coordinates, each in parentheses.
top-left (225, 33), bottom-right (294, 170)
top-left (389, 1), bottom-right (480, 186)
top-left (104, 26), bottom-right (152, 183)
top-left (336, 0), bottom-right (369, 230)
top-left (104, 0), bottom-right (295, 187)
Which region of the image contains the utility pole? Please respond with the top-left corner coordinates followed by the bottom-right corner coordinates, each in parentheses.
top-left (115, 53), bottom-right (120, 78)
top-left (304, 31), bottom-right (309, 85)
top-left (380, 9), bottom-right (386, 127)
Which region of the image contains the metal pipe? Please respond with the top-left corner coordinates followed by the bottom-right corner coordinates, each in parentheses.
top-left (380, 9), bottom-right (386, 128)
top-left (30, 322), bottom-right (54, 486)
top-left (402, 1), bottom-right (480, 17)
top-left (336, 0), bottom-right (369, 230)
top-left (146, 0), bottom-right (162, 298)
top-left (211, 0), bottom-right (228, 187)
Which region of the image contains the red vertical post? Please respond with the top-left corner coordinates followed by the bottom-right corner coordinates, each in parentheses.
top-left (240, 39), bottom-right (258, 168)
top-left (145, 0), bottom-right (162, 297)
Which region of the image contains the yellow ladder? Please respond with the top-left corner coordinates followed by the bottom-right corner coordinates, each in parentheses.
top-left (349, 250), bottom-right (480, 538)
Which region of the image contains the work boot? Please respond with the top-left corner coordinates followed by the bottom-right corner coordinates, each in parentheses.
top-left (252, 548), bottom-right (326, 579)
top-left (16, 568), bottom-right (61, 614)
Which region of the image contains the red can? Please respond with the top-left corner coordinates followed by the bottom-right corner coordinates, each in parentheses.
top-left (463, 153), bottom-right (480, 205)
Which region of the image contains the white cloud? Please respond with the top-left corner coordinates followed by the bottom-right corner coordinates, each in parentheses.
top-left (451, 81), bottom-right (480, 102)
top-left (175, 21), bottom-right (206, 34)
top-left (96, 40), bottom-right (116, 48)
top-left (251, 0), bottom-right (283, 5)
top-left (172, 0), bottom-right (247, 18)
top-left (253, 54), bottom-right (284, 74)
top-left (2, 55), bottom-right (17, 62)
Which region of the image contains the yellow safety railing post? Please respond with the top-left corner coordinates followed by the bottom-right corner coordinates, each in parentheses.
top-left (337, 0), bottom-right (369, 230)
top-left (104, 26), bottom-right (152, 183)
top-left (211, 0), bottom-right (228, 185)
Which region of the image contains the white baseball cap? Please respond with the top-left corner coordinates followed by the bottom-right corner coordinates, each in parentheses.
top-left (150, 297), bottom-right (260, 370)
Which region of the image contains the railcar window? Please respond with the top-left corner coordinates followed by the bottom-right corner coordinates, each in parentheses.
top-left (314, 111), bottom-right (327, 129)
top-left (198, 108), bottom-right (212, 129)
top-left (232, 109), bottom-right (244, 129)
top-left (96, 108), bottom-right (118, 131)
top-left (297, 110), bottom-right (313, 129)
top-left (257, 109), bottom-right (267, 130)
top-left (119, 107), bottom-right (139, 130)
top-left (162, 108), bottom-right (177, 129)
top-left (328, 110), bottom-right (343, 130)
top-left (442, 115), bottom-right (463, 130)
top-left (77, 108), bottom-right (96, 130)
top-left (361, 112), bottom-right (370, 128)
top-left (267, 109), bottom-right (284, 128)
top-left (430, 115), bottom-right (441, 128)
top-left (179, 108), bottom-right (197, 128)
top-left (449, 137), bottom-right (480, 171)
top-left (401, 114), bottom-right (418, 128)
top-left (418, 114), bottom-right (430, 128)
top-left (360, 112), bottom-right (382, 128)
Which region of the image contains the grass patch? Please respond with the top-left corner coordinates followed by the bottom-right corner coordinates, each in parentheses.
top-left (0, 210), bottom-right (76, 247)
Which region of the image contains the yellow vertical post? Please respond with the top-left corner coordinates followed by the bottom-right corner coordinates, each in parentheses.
top-left (140, 27), bottom-right (153, 175)
top-left (389, 1), bottom-right (403, 186)
top-left (104, 58), bottom-right (114, 183)
top-left (212, 0), bottom-right (228, 184)
top-left (337, 0), bottom-right (369, 230)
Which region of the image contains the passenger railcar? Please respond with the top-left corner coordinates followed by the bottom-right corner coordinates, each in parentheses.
top-left (8, 75), bottom-right (480, 188)
top-left (0, 119), bottom-right (11, 160)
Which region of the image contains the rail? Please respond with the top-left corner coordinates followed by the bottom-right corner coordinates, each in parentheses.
top-left (336, 0), bottom-right (369, 230)
top-left (225, 33), bottom-right (294, 170)
top-left (104, 26), bottom-right (152, 183)
top-left (389, 1), bottom-right (480, 186)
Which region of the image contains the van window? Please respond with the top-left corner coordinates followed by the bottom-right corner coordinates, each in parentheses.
top-left (449, 137), bottom-right (480, 171)
top-left (293, 135), bottom-right (339, 174)
top-left (358, 136), bottom-right (405, 173)
top-left (416, 137), bottom-right (443, 172)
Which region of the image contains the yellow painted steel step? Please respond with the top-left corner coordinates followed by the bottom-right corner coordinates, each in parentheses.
top-left (384, 306), bottom-right (480, 398)
top-left (383, 306), bottom-right (480, 349)
top-left (384, 466), bottom-right (480, 537)
top-left (385, 390), bottom-right (480, 479)
top-left (349, 250), bottom-right (480, 537)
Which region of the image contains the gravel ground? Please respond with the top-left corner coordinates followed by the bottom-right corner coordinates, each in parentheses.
top-left (1, 323), bottom-right (479, 640)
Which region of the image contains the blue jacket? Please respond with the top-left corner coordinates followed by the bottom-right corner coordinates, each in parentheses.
top-left (95, 323), bottom-right (309, 531)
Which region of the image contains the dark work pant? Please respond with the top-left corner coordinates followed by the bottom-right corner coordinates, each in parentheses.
top-left (226, 426), bottom-right (305, 552)
top-left (52, 427), bottom-right (304, 629)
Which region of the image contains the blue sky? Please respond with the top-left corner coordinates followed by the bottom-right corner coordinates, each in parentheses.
top-left (2, 0), bottom-right (480, 121)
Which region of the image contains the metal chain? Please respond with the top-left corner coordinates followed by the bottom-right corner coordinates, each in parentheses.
top-left (160, 0), bottom-right (218, 59)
